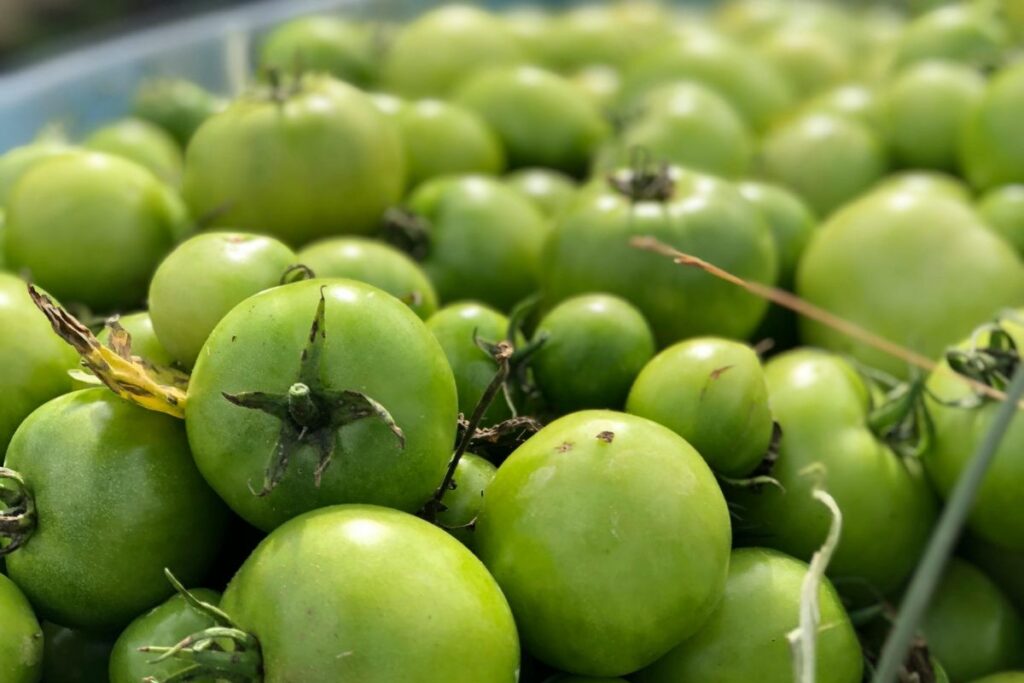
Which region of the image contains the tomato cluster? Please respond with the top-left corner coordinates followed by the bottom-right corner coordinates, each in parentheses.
top-left (2, 1), bottom-right (1024, 681)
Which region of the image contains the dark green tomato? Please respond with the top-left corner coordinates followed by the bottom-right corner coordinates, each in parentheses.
top-left (505, 168), bottom-right (577, 219)
top-left (132, 78), bottom-right (224, 148)
top-left (185, 279), bottom-right (458, 531)
top-left (882, 61), bottom-right (985, 172)
top-left (109, 588), bottom-right (221, 683)
top-left (979, 185), bottom-right (1024, 255)
top-left (148, 231), bottom-right (297, 368)
top-left (4, 389), bottom-right (229, 631)
top-left (627, 337), bottom-right (772, 478)
top-left (436, 453), bottom-right (496, 549)
top-left (799, 83), bottom-right (885, 133)
top-left (40, 623), bottom-right (112, 683)
top-left (894, 4), bottom-right (1008, 69)
top-left (0, 142), bottom-right (78, 208)
top-left (456, 66), bottom-right (610, 176)
top-left (634, 548), bottom-right (863, 683)
top-left (532, 294), bottom-right (655, 413)
top-left (542, 167), bottom-right (777, 346)
top-left (476, 411), bottom-right (731, 677)
top-left (737, 180), bottom-right (816, 289)
top-left (760, 113), bottom-right (887, 217)
top-left (921, 559), bottom-right (1024, 682)
top-left (599, 82), bottom-right (754, 179)
top-left (182, 74), bottom-right (404, 245)
top-left (220, 505), bottom-right (519, 681)
top-left (297, 237), bottom-right (438, 319)
top-left (961, 62), bottom-right (1024, 191)
top-left (756, 29), bottom-right (851, 98)
top-left (5, 152), bottom-right (189, 312)
top-left (971, 674), bottom-right (1024, 683)
top-left (961, 534), bottom-right (1024, 614)
top-left (0, 574), bottom-right (42, 683)
top-left (868, 170), bottom-right (973, 204)
top-left (797, 192), bottom-right (1024, 378)
top-left (260, 16), bottom-right (373, 86)
top-left (0, 273), bottom-right (78, 454)
top-left (407, 175), bottom-right (549, 311)
top-left (544, 677), bottom-right (628, 683)
top-left (730, 350), bottom-right (937, 599)
top-left (84, 117), bottom-right (183, 186)
top-left (426, 302), bottom-right (517, 426)
top-left (382, 5), bottom-right (523, 97)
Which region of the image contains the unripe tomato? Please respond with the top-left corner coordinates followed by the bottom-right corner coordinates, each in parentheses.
top-left (894, 4), bottom-right (1008, 69)
top-left (436, 453), bottom-right (496, 550)
top-left (260, 16), bottom-right (374, 86)
top-left (970, 674), bottom-right (1024, 683)
top-left (962, 534), bottom-right (1024, 614)
top-left (960, 62), bottom-right (1024, 190)
top-left (0, 142), bottom-right (77, 207)
top-left (978, 185), bottom-right (1024, 255)
top-left (799, 83), bottom-right (884, 133)
top-left (737, 180), bottom-right (816, 289)
top-left (132, 78), bottom-right (224, 148)
top-left (0, 574), bottom-right (42, 683)
top-left (84, 117), bottom-right (183, 186)
top-left (868, 170), bottom-right (973, 204)
top-left (545, 677), bottom-right (628, 683)
top-left (39, 623), bottom-right (112, 683)
top-left (542, 3), bottom-right (673, 72)
top-left (756, 29), bottom-right (851, 97)
top-left (505, 168), bottom-right (577, 219)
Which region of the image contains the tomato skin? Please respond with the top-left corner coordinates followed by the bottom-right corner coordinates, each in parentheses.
top-left (132, 78), bottom-right (224, 148)
top-left (757, 29), bottom-right (851, 98)
top-left (408, 175), bottom-right (549, 311)
top-left (475, 410), bottom-right (731, 677)
top-left (185, 279), bottom-right (458, 532)
top-left (544, 677), bottom-right (628, 683)
top-left (961, 62), bottom-right (1024, 191)
top-left (297, 237), bottom-right (438, 319)
top-left (4, 389), bottom-right (229, 632)
top-left (0, 143), bottom-right (77, 208)
top-left (962, 534), bottom-right (1024, 615)
top-left (5, 152), bottom-right (189, 312)
top-left (541, 3), bottom-right (672, 73)
top-left (182, 75), bottom-right (404, 245)
top-left (505, 168), bottom-right (577, 219)
top-left (978, 185), bottom-right (1024, 256)
top-left (0, 273), bottom-right (79, 454)
top-left (627, 337), bottom-right (772, 477)
top-left (260, 16), bottom-right (373, 86)
top-left (108, 589), bottom-right (221, 683)
top-left (970, 674), bottom-right (1024, 683)
top-left (634, 548), bottom-right (862, 683)
top-left (84, 117), bottom-right (183, 186)
top-left (868, 171), bottom-right (972, 204)
top-left (737, 180), bottom-right (816, 290)
top-left (220, 505), bottom-right (519, 682)
top-left (436, 453), bottom-right (497, 549)
top-left (730, 350), bottom-right (937, 600)
top-left (894, 4), bottom-right (1008, 69)
top-left (0, 574), bottom-right (42, 683)
top-left (148, 231), bottom-right (297, 368)
top-left (533, 294), bottom-right (655, 414)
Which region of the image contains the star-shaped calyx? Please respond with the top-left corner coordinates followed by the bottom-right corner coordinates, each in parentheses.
top-left (223, 287), bottom-right (405, 497)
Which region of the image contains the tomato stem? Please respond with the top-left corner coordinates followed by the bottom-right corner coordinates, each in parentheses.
top-left (0, 467), bottom-right (36, 557)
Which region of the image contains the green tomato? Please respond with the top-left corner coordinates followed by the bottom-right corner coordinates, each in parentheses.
top-left (148, 231), bottom-right (297, 368)
top-left (84, 117), bottom-right (183, 186)
top-left (600, 82), bottom-right (754, 179)
top-left (406, 175), bottom-right (549, 311)
top-left (737, 180), bottom-right (817, 289)
top-left (542, 4), bottom-right (671, 72)
top-left (542, 167), bottom-right (777, 346)
top-left (634, 548), bottom-right (863, 683)
top-left (799, 83), bottom-right (884, 133)
top-left (868, 170), bottom-right (973, 204)
top-left (894, 4), bottom-right (1008, 69)
top-left (505, 168), bottom-right (578, 219)
top-left (4, 389), bottom-right (229, 631)
top-left (627, 337), bottom-right (773, 477)
top-left (476, 410), bottom-right (731, 677)
top-left (978, 185), bottom-right (1024, 255)
top-left (260, 16), bottom-right (373, 86)
top-left (714, 0), bottom-right (801, 40)
top-left (0, 208), bottom-right (6, 270)
top-left (456, 66), bottom-right (610, 176)
top-left (502, 8), bottom-right (553, 63)
top-left (182, 74), bottom-right (404, 245)
top-left (760, 113), bottom-right (887, 217)
top-left (960, 61), bottom-right (1024, 190)
top-left (544, 677), bottom-right (628, 683)
top-left (0, 574), bottom-right (42, 683)
top-left (39, 623), bottom-right (112, 683)
top-left (297, 237), bottom-right (438, 319)
top-left (220, 505), bottom-right (519, 681)
top-left (730, 350), bottom-right (937, 599)
top-left (436, 453), bottom-right (496, 549)
top-left (970, 674), bottom-right (1024, 683)
top-left (961, 534), bottom-right (1024, 614)
top-left (185, 279), bottom-right (457, 531)
top-left (0, 142), bottom-right (77, 208)
top-left (5, 152), bottom-right (188, 312)
top-left (922, 559), bottom-right (1024, 682)
top-left (426, 302), bottom-right (517, 426)
top-left (109, 588), bottom-right (221, 683)
top-left (796, 192), bottom-right (1024, 378)
top-left (132, 78), bottom-right (225, 148)
top-left (533, 294), bottom-right (655, 414)
top-left (382, 5), bottom-right (523, 97)
top-left (98, 311), bottom-right (174, 367)
top-left (882, 61), bottom-right (985, 171)
top-left (756, 29), bottom-right (851, 97)
top-left (0, 273), bottom-right (78, 454)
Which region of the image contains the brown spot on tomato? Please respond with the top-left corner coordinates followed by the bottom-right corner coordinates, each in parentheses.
top-left (596, 431), bottom-right (614, 443)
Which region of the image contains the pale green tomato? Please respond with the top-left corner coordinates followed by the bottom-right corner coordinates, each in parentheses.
top-left (799, 83), bottom-right (884, 133)
top-left (260, 16), bottom-right (373, 86)
top-left (756, 29), bottom-right (851, 97)
top-left (961, 61), bottom-right (1024, 190)
top-left (0, 142), bottom-right (78, 207)
top-left (978, 185), bottom-right (1024, 255)
top-left (868, 171), bottom-right (973, 204)
top-left (132, 78), bottom-right (225, 147)
top-left (894, 4), bottom-right (1008, 69)
top-left (84, 117), bottom-right (183, 186)
top-left (436, 453), bottom-right (497, 550)
top-left (504, 168), bottom-right (577, 219)
top-left (737, 180), bottom-right (817, 289)
top-left (0, 574), bottom-right (43, 683)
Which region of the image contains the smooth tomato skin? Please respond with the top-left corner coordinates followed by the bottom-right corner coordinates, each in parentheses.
top-left (5, 152), bottom-right (189, 312)
top-left (260, 16), bottom-right (373, 86)
top-left (798, 83), bottom-right (884, 133)
top-left (182, 75), bottom-right (404, 245)
top-left (148, 231), bottom-right (297, 368)
top-left (737, 180), bottom-right (816, 289)
top-left (505, 167), bottom-right (578, 219)
top-left (408, 175), bottom-right (549, 311)
top-left (4, 389), bottom-right (229, 632)
top-left (541, 3), bottom-right (672, 72)
top-left (185, 279), bottom-right (458, 531)
top-left (0, 273), bottom-right (79, 454)
top-left (544, 677), bottom-right (628, 683)
top-left (971, 674), bottom-right (1024, 683)
top-left (894, 4), bottom-right (1008, 69)
top-left (84, 117), bottom-right (183, 186)
top-left (109, 589), bottom-right (221, 683)
top-left (978, 185), bottom-right (1024, 256)
top-left (0, 142), bottom-right (78, 207)
top-left (475, 411), bottom-right (731, 677)
top-left (756, 29), bottom-right (851, 97)
top-left (220, 505), bottom-right (519, 682)
top-left (0, 574), bottom-right (42, 683)
top-left (132, 78), bottom-right (224, 148)
top-left (627, 337), bottom-right (773, 478)
top-left (542, 169), bottom-right (777, 346)
top-left (797, 192), bottom-right (1024, 378)
top-left (634, 548), bottom-right (862, 683)
top-left (570, 66), bottom-right (623, 113)
top-left (730, 350), bottom-right (937, 600)
top-left (961, 62), bottom-right (1024, 190)
top-left (962, 534), bottom-right (1024, 614)
top-left (297, 237), bottom-right (438, 319)
top-left (868, 170), bottom-right (973, 204)
top-left (456, 66), bottom-right (610, 176)
top-left (436, 453), bottom-right (497, 549)
top-left (39, 623), bottom-right (113, 683)
top-left (533, 294), bottom-right (655, 414)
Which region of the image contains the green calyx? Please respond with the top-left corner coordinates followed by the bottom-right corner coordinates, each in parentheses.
top-left (0, 467), bottom-right (35, 557)
top-left (946, 321), bottom-right (1020, 396)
